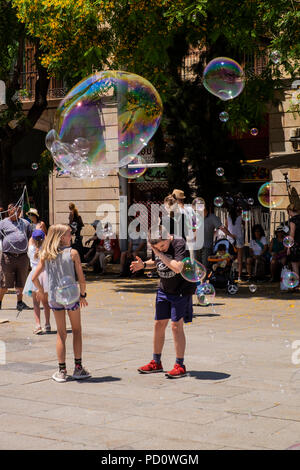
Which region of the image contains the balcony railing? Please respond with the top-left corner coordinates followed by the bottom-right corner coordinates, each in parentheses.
top-left (12, 71), bottom-right (67, 102)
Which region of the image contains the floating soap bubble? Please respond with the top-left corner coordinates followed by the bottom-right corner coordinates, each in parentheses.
top-left (214, 196), bottom-right (223, 207)
top-left (257, 182), bottom-right (283, 209)
top-left (283, 271), bottom-right (299, 289)
top-left (250, 128), bottom-right (259, 136)
top-left (31, 163), bottom-right (38, 171)
top-left (185, 211), bottom-right (204, 232)
top-left (55, 275), bottom-right (80, 306)
top-left (248, 198), bottom-right (254, 206)
top-left (45, 129), bottom-right (59, 151)
top-left (52, 71), bottom-right (163, 178)
top-left (249, 284), bottom-right (257, 293)
top-left (216, 167), bottom-right (225, 177)
top-left (283, 236), bottom-right (294, 248)
top-left (181, 257), bottom-right (206, 283)
top-left (242, 210), bottom-right (251, 222)
top-left (118, 155), bottom-right (147, 179)
top-left (203, 57), bottom-right (245, 101)
top-left (270, 50), bottom-right (281, 65)
top-left (196, 282), bottom-right (215, 306)
top-left (219, 112), bottom-right (229, 122)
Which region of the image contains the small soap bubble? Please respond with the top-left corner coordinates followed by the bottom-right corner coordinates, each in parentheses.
top-left (257, 182), bottom-right (283, 209)
top-left (219, 112), bottom-right (229, 122)
top-left (249, 284), bottom-right (257, 293)
top-left (196, 282), bottom-right (216, 306)
top-left (214, 196), bottom-right (223, 207)
top-left (250, 128), bottom-right (258, 136)
top-left (242, 210), bottom-right (251, 222)
top-left (181, 258), bottom-right (206, 283)
top-left (248, 198), bottom-right (254, 206)
top-left (216, 167), bottom-right (225, 177)
top-left (283, 271), bottom-right (299, 289)
top-left (270, 50), bottom-right (281, 65)
top-left (119, 155), bottom-right (147, 180)
top-left (283, 236), bottom-right (294, 248)
top-left (203, 57), bottom-right (245, 101)
top-left (31, 163), bottom-right (38, 171)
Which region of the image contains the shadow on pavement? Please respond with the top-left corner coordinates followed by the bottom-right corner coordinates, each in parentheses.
top-left (188, 371), bottom-right (231, 381)
top-left (72, 376), bottom-right (121, 384)
top-left (193, 313), bottom-right (220, 318)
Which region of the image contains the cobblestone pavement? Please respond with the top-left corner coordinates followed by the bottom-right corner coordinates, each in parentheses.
top-left (0, 275), bottom-right (300, 450)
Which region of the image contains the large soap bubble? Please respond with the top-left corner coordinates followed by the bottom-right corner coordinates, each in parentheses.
top-left (203, 57), bottom-right (245, 101)
top-left (50, 71), bottom-right (163, 178)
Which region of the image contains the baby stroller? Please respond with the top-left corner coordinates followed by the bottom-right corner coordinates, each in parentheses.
top-left (207, 238), bottom-right (239, 295)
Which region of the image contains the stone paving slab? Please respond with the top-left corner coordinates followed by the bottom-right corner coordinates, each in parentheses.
top-left (0, 276), bottom-right (300, 450)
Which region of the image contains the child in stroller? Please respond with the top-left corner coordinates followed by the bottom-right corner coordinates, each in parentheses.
top-left (206, 239), bottom-right (239, 294)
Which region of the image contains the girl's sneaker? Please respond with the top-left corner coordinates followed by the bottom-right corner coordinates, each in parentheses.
top-left (33, 326), bottom-right (43, 335)
top-left (165, 363), bottom-right (187, 379)
top-left (72, 366), bottom-right (91, 380)
top-left (52, 369), bottom-right (67, 383)
top-left (43, 324), bottom-right (51, 333)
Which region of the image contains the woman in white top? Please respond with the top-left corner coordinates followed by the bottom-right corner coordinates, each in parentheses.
top-left (246, 224), bottom-right (268, 278)
top-left (225, 207), bottom-right (244, 281)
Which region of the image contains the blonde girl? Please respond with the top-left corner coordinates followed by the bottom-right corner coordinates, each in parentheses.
top-left (23, 229), bottom-right (51, 334)
top-left (32, 224), bottom-right (90, 383)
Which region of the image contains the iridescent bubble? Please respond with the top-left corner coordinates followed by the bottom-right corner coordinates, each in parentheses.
top-left (250, 128), bottom-right (259, 136)
top-left (283, 271), bottom-right (299, 289)
top-left (45, 129), bottom-right (59, 151)
top-left (118, 155), bottom-right (147, 179)
top-left (185, 211), bottom-right (204, 231)
top-left (249, 284), bottom-right (257, 293)
top-left (55, 275), bottom-right (80, 306)
top-left (216, 167), bottom-right (224, 177)
top-left (203, 57), bottom-right (245, 101)
top-left (53, 71), bottom-right (163, 178)
top-left (31, 163), bottom-right (38, 171)
top-left (248, 198), bottom-right (254, 206)
top-left (214, 196), bottom-right (223, 207)
top-left (242, 210), bottom-right (251, 222)
top-left (196, 282), bottom-right (215, 306)
top-left (283, 236), bottom-right (294, 248)
top-left (181, 257), bottom-right (206, 283)
top-left (219, 112), bottom-right (229, 122)
top-left (257, 182), bottom-right (283, 209)
top-left (270, 50), bottom-right (281, 65)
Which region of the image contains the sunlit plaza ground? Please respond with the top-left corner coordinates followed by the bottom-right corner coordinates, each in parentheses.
top-left (0, 274), bottom-right (300, 450)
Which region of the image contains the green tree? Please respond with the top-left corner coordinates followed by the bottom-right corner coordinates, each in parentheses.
top-left (5, 0), bottom-right (300, 204)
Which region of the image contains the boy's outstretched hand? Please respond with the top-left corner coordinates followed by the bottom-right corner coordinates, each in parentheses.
top-left (130, 256), bottom-right (144, 273)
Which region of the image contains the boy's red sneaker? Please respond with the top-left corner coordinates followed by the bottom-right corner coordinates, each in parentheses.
top-left (138, 360), bottom-right (163, 374)
top-left (165, 363), bottom-right (187, 379)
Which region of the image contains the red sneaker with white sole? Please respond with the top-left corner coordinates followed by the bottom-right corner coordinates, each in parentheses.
top-left (138, 360), bottom-right (163, 374)
top-left (165, 363), bottom-right (187, 379)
